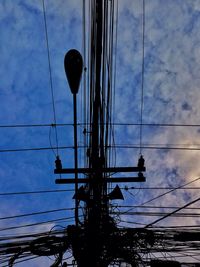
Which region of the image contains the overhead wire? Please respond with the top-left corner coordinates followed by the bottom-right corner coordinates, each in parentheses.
top-left (0, 189), bottom-right (73, 196)
top-left (110, 144), bottom-right (200, 151)
top-left (174, 251), bottom-right (200, 262)
top-left (120, 176), bottom-right (200, 215)
top-left (88, 0), bottom-right (95, 167)
top-left (111, 0), bottom-right (118, 168)
top-left (82, 0), bottom-right (87, 168)
top-left (2, 122), bottom-right (200, 129)
top-left (119, 220), bottom-right (146, 226)
top-left (107, 0), bottom-right (113, 169)
top-left (139, 0), bottom-right (145, 155)
top-left (110, 0), bottom-right (118, 169)
top-left (2, 255), bottom-right (40, 267)
top-left (113, 211), bottom-right (200, 218)
top-left (0, 123), bottom-right (72, 128)
top-left (123, 186), bottom-right (200, 190)
top-left (103, 0), bottom-right (109, 163)
top-left (100, 0), bottom-right (106, 166)
top-left (0, 208), bottom-right (74, 221)
top-left (139, 176), bottom-right (200, 206)
top-left (41, 0), bottom-right (59, 156)
top-left (0, 230), bottom-right (64, 242)
top-left (3, 143), bottom-right (200, 153)
top-left (145, 195), bottom-right (200, 228)
top-left (117, 205), bottom-right (200, 210)
top-left (85, 0), bottom-right (91, 169)
top-left (0, 145), bottom-right (74, 153)
top-left (148, 225), bottom-right (200, 229)
top-left (0, 216), bottom-right (76, 232)
top-left (49, 125), bottom-right (57, 157)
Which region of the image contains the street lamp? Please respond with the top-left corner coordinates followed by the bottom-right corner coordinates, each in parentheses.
top-left (64, 49), bottom-right (83, 226)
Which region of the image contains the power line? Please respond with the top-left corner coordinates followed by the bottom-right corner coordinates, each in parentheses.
top-left (113, 122), bottom-right (200, 127)
top-left (120, 177), bottom-right (200, 215)
top-left (113, 144), bottom-right (200, 151)
top-left (0, 145), bottom-right (74, 153)
top-left (139, 177), bottom-right (200, 206)
top-left (2, 122), bottom-right (200, 128)
top-left (123, 186), bottom-right (200, 190)
top-left (148, 225), bottom-right (200, 229)
top-left (0, 217), bottom-right (75, 232)
top-left (42, 0), bottom-right (59, 155)
top-left (139, 0), bottom-right (145, 154)
top-left (2, 255), bottom-right (40, 267)
top-left (115, 211), bottom-right (200, 218)
top-left (117, 205), bottom-right (200, 210)
top-left (0, 123), bottom-right (73, 128)
top-left (0, 208), bottom-right (74, 221)
top-left (145, 195), bottom-right (200, 228)
top-left (0, 189), bottom-right (73, 196)
top-left (0, 229), bottom-right (64, 242)
top-left (2, 143), bottom-right (200, 153)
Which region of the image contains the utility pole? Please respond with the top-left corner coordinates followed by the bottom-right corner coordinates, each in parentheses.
top-left (55, 0), bottom-right (145, 266)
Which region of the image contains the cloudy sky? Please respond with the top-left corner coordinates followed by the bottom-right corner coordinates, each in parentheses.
top-left (1, 0), bottom-right (200, 266)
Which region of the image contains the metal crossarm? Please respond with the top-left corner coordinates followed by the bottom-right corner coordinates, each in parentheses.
top-left (55, 176), bottom-right (146, 184)
top-left (54, 166), bottom-right (146, 174)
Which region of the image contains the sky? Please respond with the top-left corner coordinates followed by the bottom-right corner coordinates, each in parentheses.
top-left (1, 0), bottom-right (200, 266)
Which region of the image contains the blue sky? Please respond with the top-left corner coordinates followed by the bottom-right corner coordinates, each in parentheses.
top-left (1, 0), bottom-right (200, 266)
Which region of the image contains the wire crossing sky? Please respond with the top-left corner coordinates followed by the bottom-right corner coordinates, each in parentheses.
top-left (1, 0), bottom-right (200, 266)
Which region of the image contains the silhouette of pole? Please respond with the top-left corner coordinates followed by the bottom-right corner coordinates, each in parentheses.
top-left (64, 49), bottom-right (83, 226)
top-left (73, 93), bottom-right (78, 226)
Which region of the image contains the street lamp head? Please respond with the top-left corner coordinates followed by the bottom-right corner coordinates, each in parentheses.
top-left (64, 49), bottom-right (83, 94)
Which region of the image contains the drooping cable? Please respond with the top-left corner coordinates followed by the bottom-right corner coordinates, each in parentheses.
top-left (0, 216), bottom-right (76, 232)
top-left (49, 125), bottom-right (57, 157)
top-left (139, 0), bottom-right (145, 155)
top-left (117, 205), bottom-right (200, 210)
top-left (139, 176), bottom-right (200, 207)
top-left (5, 255), bottom-right (40, 267)
top-left (0, 189), bottom-right (73, 196)
top-left (3, 143), bottom-right (200, 153)
top-left (82, 0), bottom-right (87, 168)
top-left (0, 145), bottom-right (75, 153)
top-left (0, 229), bottom-right (64, 241)
top-left (114, 211), bottom-right (200, 218)
top-left (123, 186), bottom-right (200, 190)
top-left (107, 0), bottom-right (115, 169)
top-left (42, 0), bottom-right (59, 156)
top-left (86, 0), bottom-right (90, 168)
top-left (120, 176), bottom-right (200, 215)
top-left (2, 122), bottom-right (200, 128)
top-left (101, 0), bottom-right (107, 163)
top-left (0, 123), bottom-right (73, 128)
top-left (111, 0), bottom-right (118, 168)
top-left (0, 208), bottom-right (74, 221)
top-left (145, 195), bottom-right (200, 228)
top-left (111, 144), bottom-right (200, 151)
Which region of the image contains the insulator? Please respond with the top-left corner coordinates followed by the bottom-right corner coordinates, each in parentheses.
top-left (55, 155), bottom-right (62, 170)
top-left (137, 155), bottom-right (145, 169)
